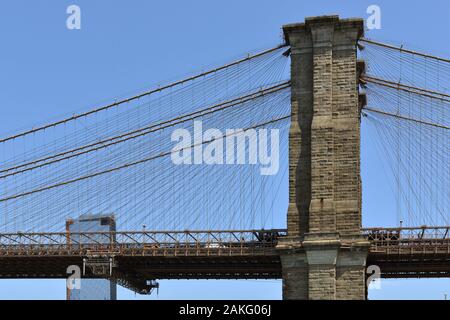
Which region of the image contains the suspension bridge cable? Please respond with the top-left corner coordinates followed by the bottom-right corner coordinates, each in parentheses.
top-left (0, 44), bottom-right (288, 144)
top-left (0, 42), bottom-right (291, 233)
top-left (362, 75), bottom-right (450, 99)
top-left (361, 76), bottom-right (450, 103)
top-left (359, 38), bottom-right (450, 64)
top-left (0, 46), bottom-right (288, 175)
top-left (0, 115), bottom-right (290, 203)
top-left (0, 82), bottom-right (290, 179)
top-left (363, 107), bottom-right (450, 130)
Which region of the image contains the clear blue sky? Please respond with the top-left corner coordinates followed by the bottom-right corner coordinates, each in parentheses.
top-left (0, 0), bottom-right (448, 299)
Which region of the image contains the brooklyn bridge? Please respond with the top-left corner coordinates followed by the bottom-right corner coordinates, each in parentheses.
top-left (0, 15), bottom-right (448, 299)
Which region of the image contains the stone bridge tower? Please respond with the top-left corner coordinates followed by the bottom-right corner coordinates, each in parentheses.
top-left (277, 15), bottom-right (370, 300)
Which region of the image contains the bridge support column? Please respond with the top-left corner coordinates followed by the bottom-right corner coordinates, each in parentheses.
top-left (277, 15), bottom-right (370, 300)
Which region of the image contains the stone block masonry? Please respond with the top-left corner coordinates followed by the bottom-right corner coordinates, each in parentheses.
top-left (277, 15), bottom-right (370, 300)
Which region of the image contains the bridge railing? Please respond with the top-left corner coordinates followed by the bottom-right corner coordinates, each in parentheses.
top-left (0, 229), bottom-right (287, 257)
top-left (362, 226), bottom-right (450, 255)
top-left (362, 226), bottom-right (449, 240)
top-left (1, 227), bottom-right (449, 256)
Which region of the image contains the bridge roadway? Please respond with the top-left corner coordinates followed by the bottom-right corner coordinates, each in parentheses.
top-left (0, 227), bottom-right (449, 293)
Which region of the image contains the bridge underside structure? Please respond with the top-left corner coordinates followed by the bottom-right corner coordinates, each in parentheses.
top-left (0, 227), bottom-right (449, 294)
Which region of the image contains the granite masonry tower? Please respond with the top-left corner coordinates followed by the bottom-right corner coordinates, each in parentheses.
top-left (277, 15), bottom-right (370, 300)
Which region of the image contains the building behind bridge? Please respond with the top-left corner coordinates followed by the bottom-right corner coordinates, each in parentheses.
top-left (66, 214), bottom-right (117, 300)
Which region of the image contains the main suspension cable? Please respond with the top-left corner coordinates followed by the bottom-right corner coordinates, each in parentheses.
top-left (359, 38), bottom-right (450, 64)
top-left (361, 76), bottom-right (450, 103)
top-left (363, 107), bottom-right (449, 130)
top-left (0, 82), bottom-right (290, 179)
top-left (0, 44), bottom-right (288, 144)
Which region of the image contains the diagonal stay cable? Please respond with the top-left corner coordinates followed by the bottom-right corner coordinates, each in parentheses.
top-left (0, 82), bottom-right (290, 179)
top-left (0, 115), bottom-right (290, 203)
top-left (359, 38), bottom-right (450, 64)
top-left (363, 107), bottom-right (449, 130)
top-left (0, 44), bottom-right (288, 144)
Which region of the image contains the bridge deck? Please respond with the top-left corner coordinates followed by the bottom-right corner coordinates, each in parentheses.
top-left (0, 227), bottom-right (449, 283)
